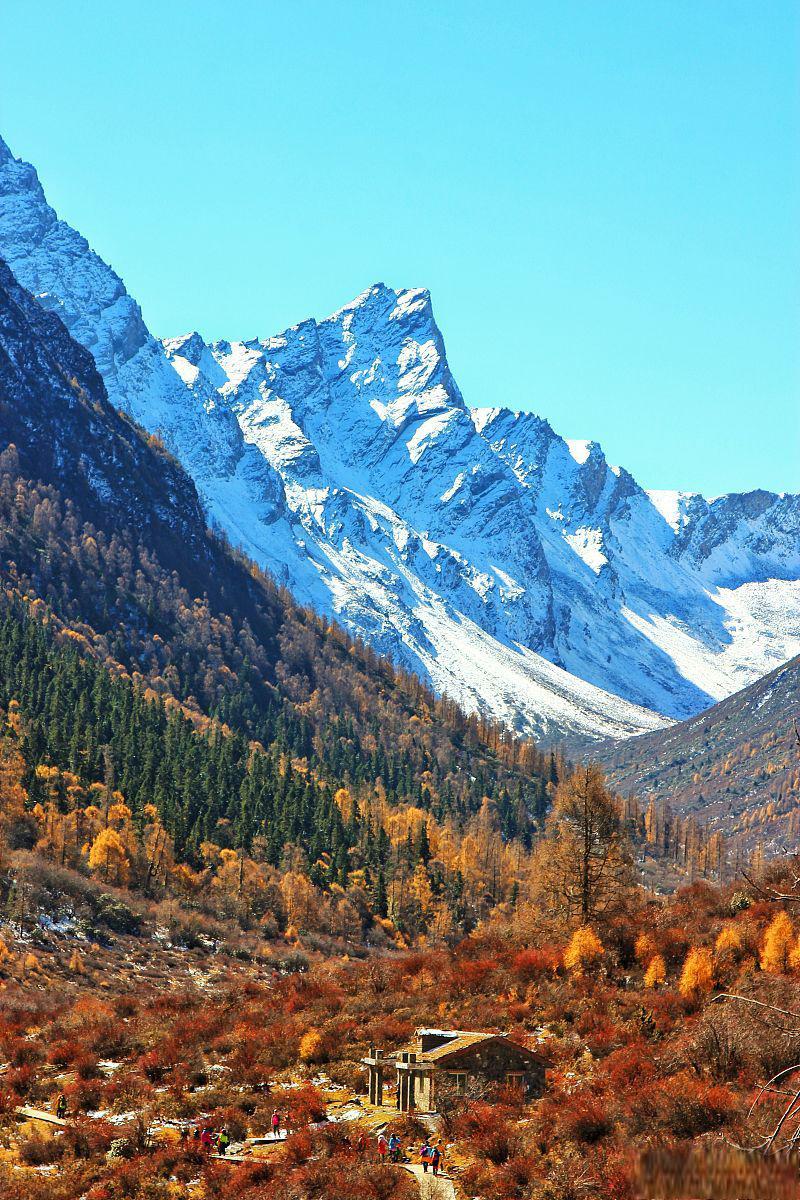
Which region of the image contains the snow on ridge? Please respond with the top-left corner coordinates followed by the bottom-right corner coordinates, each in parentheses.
top-left (566, 438), bottom-right (593, 465)
top-left (324, 282), bottom-right (389, 322)
top-left (390, 287), bottom-right (430, 321)
top-left (470, 406), bottom-right (502, 434)
top-left (647, 489), bottom-right (697, 531)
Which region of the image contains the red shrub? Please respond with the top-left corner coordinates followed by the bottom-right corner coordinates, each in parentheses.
top-left (602, 1042), bottom-right (657, 1090)
top-left (657, 1074), bottom-right (735, 1138)
top-left (452, 957), bottom-right (499, 993)
top-left (365, 1014), bottom-right (414, 1045)
top-left (5, 1064), bottom-right (33, 1098)
top-left (281, 1127), bottom-right (314, 1165)
top-left (47, 1039), bottom-right (79, 1067)
top-left (2, 1035), bottom-right (44, 1067)
top-left (558, 1089), bottom-right (615, 1144)
top-left (511, 947), bottom-right (558, 982)
top-left (74, 1053), bottom-right (102, 1081)
top-left (394, 952), bottom-right (435, 978)
top-left (65, 1078), bottom-right (104, 1112)
top-left (268, 1082), bottom-right (326, 1129)
top-left (18, 1134), bottom-right (65, 1166)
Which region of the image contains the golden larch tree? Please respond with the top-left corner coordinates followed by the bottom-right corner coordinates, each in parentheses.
top-left (564, 926), bottom-right (604, 974)
top-left (679, 946), bottom-right (714, 1001)
top-left (761, 911), bottom-right (794, 974)
top-left (87, 827), bottom-right (130, 886)
top-left (534, 765), bottom-right (634, 921)
top-left (644, 954), bottom-right (667, 988)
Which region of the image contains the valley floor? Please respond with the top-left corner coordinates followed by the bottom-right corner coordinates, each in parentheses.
top-left (4, 867), bottom-right (800, 1199)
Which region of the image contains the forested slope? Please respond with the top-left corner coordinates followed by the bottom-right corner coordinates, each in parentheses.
top-left (0, 259), bottom-right (555, 938)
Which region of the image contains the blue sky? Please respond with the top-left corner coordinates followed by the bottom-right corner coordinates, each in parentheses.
top-left (2, 0), bottom-right (798, 495)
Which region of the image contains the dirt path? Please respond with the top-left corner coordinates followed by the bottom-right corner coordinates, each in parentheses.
top-left (402, 1163), bottom-right (456, 1200)
top-left (15, 1105), bottom-right (68, 1127)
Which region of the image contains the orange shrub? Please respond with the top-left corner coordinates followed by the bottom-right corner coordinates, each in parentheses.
top-left (548, 1087), bottom-right (614, 1144)
top-left (564, 927), bottom-right (604, 974)
top-left (679, 947), bottom-right (714, 1002)
top-left (761, 912), bottom-right (794, 974)
top-left (299, 1029), bottom-right (328, 1064)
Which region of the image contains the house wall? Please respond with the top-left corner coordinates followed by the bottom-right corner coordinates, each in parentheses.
top-left (435, 1042), bottom-right (545, 1099)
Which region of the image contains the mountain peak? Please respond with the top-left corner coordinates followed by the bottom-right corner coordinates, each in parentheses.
top-left (566, 438), bottom-right (600, 466)
top-left (162, 330), bottom-right (207, 365)
top-left (323, 281), bottom-right (432, 326)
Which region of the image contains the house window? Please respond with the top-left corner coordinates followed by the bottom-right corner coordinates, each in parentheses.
top-left (505, 1072), bottom-right (524, 1089)
top-left (449, 1072), bottom-right (467, 1095)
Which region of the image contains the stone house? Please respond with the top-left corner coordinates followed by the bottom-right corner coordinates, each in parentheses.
top-left (362, 1028), bottom-right (545, 1112)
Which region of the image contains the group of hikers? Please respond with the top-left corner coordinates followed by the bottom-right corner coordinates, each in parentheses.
top-left (54, 1093), bottom-right (444, 1173)
top-left (373, 1131), bottom-right (443, 1175)
top-left (187, 1108), bottom-right (289, 1154)
top-left (186, 1125), bottom-right (232, 1155)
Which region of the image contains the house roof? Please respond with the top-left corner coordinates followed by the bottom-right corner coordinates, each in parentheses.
top-left (416, 1028), bottom-right (472, 1039)
top-left (395, 1030), bottom-right (472, 1057)
top-left (391, 1029), bottom-right (541, 1065)
top-left (423, 1032), bottom-right (497, 1061)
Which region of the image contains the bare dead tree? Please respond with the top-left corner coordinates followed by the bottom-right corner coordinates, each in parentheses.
top-left (713, 993), bottom-right (800, 1156)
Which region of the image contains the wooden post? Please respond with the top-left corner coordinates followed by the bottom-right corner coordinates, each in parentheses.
top-left (398, 1052), bottom-right (408, 1111)
top-left (367, 1047), bottom-right (384, 1105)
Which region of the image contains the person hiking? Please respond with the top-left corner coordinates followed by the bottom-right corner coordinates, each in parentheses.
top-left (388, 1133), bottom-right (400, 1163)
top-left (217, 1127), bottom-right (231, 1156)
top-left (55, 1094), bottom-right (67, 1120)
top-left (377, 1132), bottom-right (388, 1162)
top-left (420, 1141), bottom-right (431, 1172)
top-left (431, 1144), bottom-right (441, 1176)
top-left (271, 1109), bottom-right (281, 1138)
top-left (200, 1127), bottom-right (213, 1152)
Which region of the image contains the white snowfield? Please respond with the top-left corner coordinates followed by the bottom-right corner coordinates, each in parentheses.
top-left (1, 134), bottom-right (799, 743)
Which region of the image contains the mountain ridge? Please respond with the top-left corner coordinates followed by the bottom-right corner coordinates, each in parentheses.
top-left (592, 650), bottom-right (800, 851)
top-left (1, 133), bottom-right (798, 743)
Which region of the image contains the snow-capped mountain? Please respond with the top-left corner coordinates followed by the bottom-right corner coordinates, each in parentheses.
top-left (1, 134), bottom-right (798, 743)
